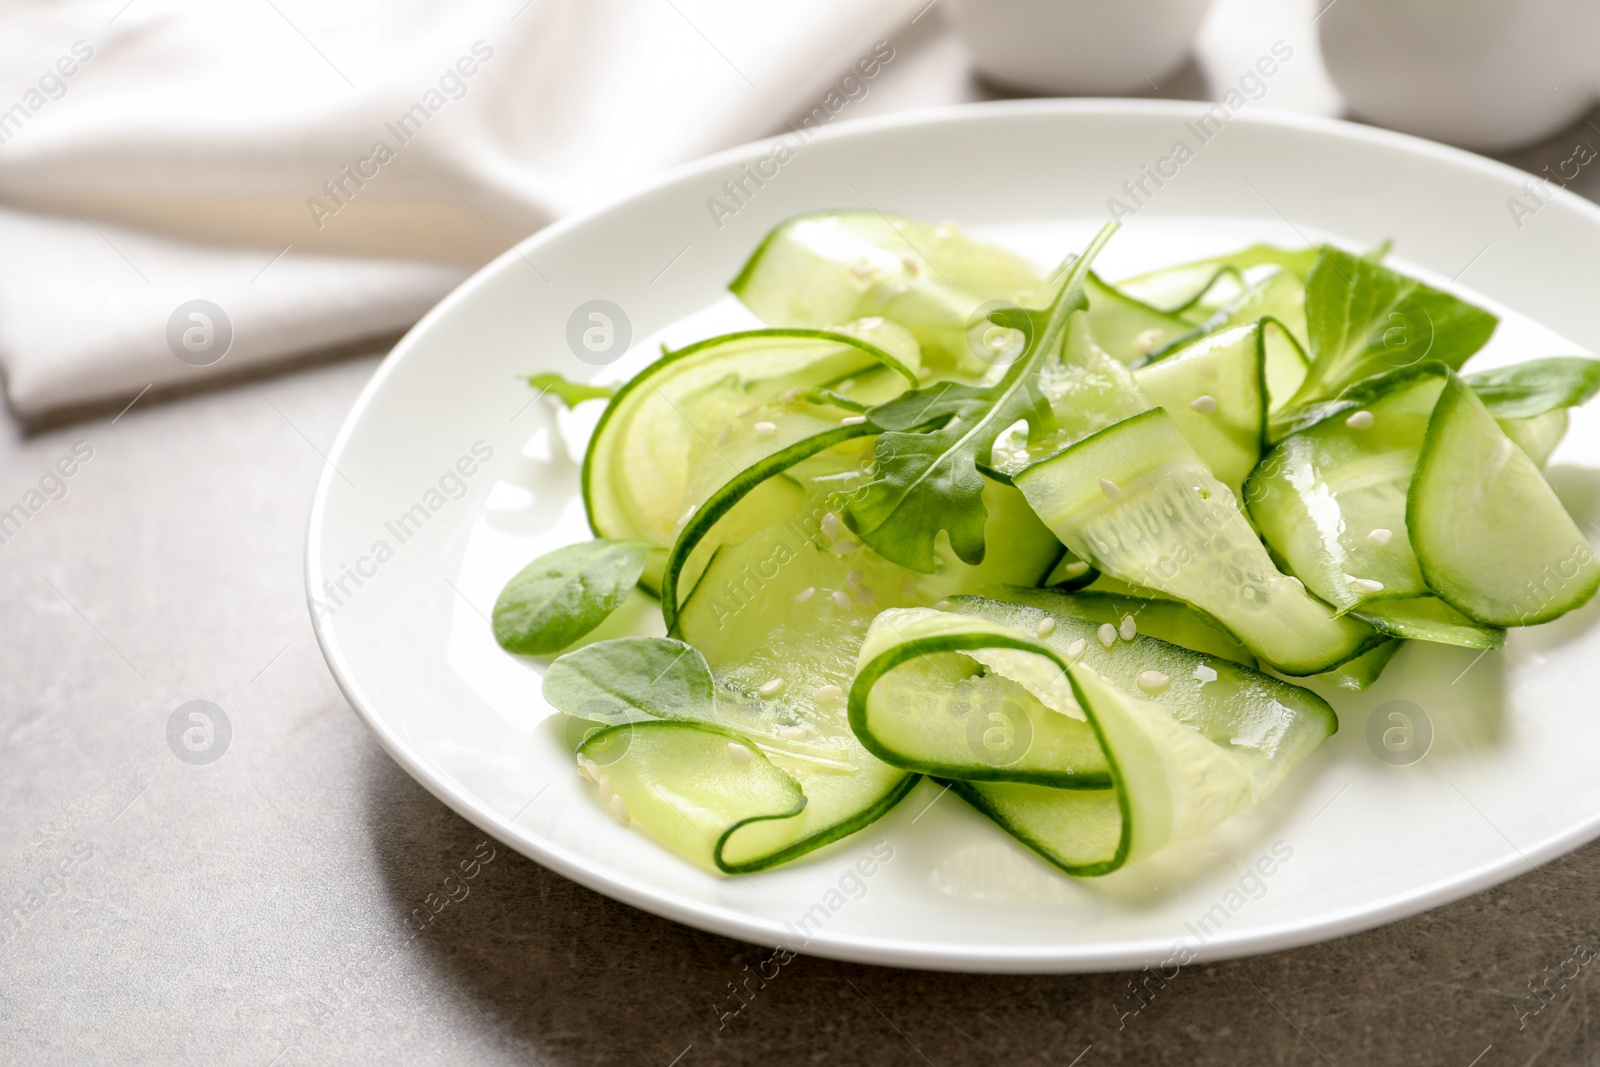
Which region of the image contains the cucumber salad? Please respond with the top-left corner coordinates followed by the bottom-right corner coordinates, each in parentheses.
top-left (492, 211), bottom-right (1600, 879)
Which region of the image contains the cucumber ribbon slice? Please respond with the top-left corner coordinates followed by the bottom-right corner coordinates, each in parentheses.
top-left (664, 432), bottom-right (1056, 871)
top-left (577, 720), bottom-right (809, 873)
top-left (1015, 407), bottom-right (1381, 675)
top-left (848, 602), bottom-right (1335, 875)
top-left (731, 210), bottom-right (1200, 373)
top-left (1409, 372), bottom-right (1600, 626)
top-left (582, 326), bottom-right (919, 590)
top-left (1248, 361), bottom-right (1597, 635)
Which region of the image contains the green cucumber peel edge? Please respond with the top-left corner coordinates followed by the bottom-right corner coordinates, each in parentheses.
top-left (580, 327), bottom-right (918, 540)
top-left (847, 627), bottom-right (1134, 873)
top-left (658, 422), bottom-right (878, 632)
top-left (576, 719), bottom-right (812, 875)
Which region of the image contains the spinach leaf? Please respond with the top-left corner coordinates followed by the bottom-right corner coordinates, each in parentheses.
top-left (541, 637), bottom-right (714, 722)
top-left (844, 223), bottom-right (1118, 572)
top-left (1287, 246), bottom-right (1497, 422)
top-left (524, 372), bottom-right (615, 408)
top-left (492, 539), bottom-right (654, 655)
top-left (1464, 357), bottom-right (1600, 419)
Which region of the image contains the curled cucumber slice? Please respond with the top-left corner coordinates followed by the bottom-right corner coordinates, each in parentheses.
top-left (848, 606), bottom-right (1334, 875)
top-left (1246, 365), bottom-right (1447, 614)
top-left (731, 212), bottom-right (1043, 376)
top-left (660, 428), bottom-right (1055, 871)
top-left (1082, 274), bottom-right (1193, 365)
top-left (583, 327), bottom-right (918, 571)
top-left (578, 720), bottom-right (806, 873)
top-left (1409, 373), bottom-right (1600, 626)
top-left (1114, 244), bottom-right (1318, 316)
top-left (1132, 321), bottom-right (1267, 491)
top-left (1016, 408), bottom-right (1379, 675)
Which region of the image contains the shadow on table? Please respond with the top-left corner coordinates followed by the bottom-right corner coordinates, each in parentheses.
top-left (359, 742), bottom-right (1133, 1066)
top-left (356, 718), bottom-right (1595, 1067)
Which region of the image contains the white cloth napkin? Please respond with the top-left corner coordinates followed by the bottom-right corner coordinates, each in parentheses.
top-left (0, 0), bottom-right (925, 421)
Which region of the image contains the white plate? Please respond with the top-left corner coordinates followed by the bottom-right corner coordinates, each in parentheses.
top-left (308, 100), bottom-right (1600, 973)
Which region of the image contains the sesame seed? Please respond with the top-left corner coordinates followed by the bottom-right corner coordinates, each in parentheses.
top-left (841, 414), bottom-right (868, 426)
top-left (837, 378), bottom-right (856, 393)
top-left (576, 756), bottom-right (595, 783)
top-left (716, 424), bottom-right (732, 445)
top-left (1014, 289), bottom-right (1035, 305)
top-left (1119, 615), bottom-right (1137, 640)
top-left (777, 726), bottom-right (808, 740)
top-left (1189, 394), bottom-right (1218, 413)
top-left (851, 258), bottom-right (874, 278)
top-left (727, 742), bottom-right (753, 765)
top-left (1346, 410), bottom-right (1374, 430)
top-left (794, 586), bottom-right (816, 602)
top-left (933, 599), bottom-right (951, 610)
top-left (846, 569), bottom-right (864, 587)
top-left (609, 793), bottom-right (630, 824)
top-left (815, 684), bottom-right (844, 702)
top-left (1368, 528), bottom-right (1393, 545)
top-left (832, 540), bottom-right (859, 555)
top-left (757, 678), bottom-right (786, 698)
top-left (675, 504), bottom-right (697, 529)
top-left (901, 577), bottom-right (919, 599)
top-left (1134, 328), bottom-right (1166, 355)
top-left (753, 420), bottom-right (779, 435)
top-left (1066, 637), bottom-right (1088, 659)
top-left (1351, 577), bottom-right (1385, 593)
top-left (1035, 617), bottom-right (1056, 637)
top-left (821, 512), bottom-right (841, 538)
top-left (1100, 478), bottom-right (1121, 500)
top-left (1062, 561), bottom-right (1090, 579)
top-left (596, 774), bottom-right (614, 803)
top-left (832, 590), bottom-right (853, 610)
top-left (858, 317), bottom-right (885, 330)
top-left (1137, 670), bottom-right (1170, 692)
top-left (1285, 575), bottom-right (1304, 591)
top-left (1193, 664), bottom-right (1218, 685)
top-left (934, 220), bottom-right (960, 239)
top-left (900, 253), bottom-right (921, 275)
top-left (1098, 623), bottom-right (1117, 648)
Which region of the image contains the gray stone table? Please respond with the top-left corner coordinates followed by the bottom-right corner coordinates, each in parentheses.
top-left (6, 2), bottom-right (1600, 1064)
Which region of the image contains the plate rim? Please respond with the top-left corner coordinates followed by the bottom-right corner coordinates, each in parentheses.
top-left (306, 97), bottom-right (1600, 973)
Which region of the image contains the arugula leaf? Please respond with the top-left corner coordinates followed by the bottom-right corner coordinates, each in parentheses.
top-left (492, 539), bottom-right (654, 655)
top-left (524, 372), bottom-right (615, 408)
top-left (844, 223), bottom-right (1118, 572)
top-left (1285, 246), bottom-right (1497, 423)
top-left (1464, 357), bottom-right (1600, 419)
top-left (541, 637), bottom-right (714, 722)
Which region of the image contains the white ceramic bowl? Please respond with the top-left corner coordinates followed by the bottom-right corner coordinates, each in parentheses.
top-left (1319, 0), bottom-right (1600, 151)
top-left (309, 100), bottom-right (1600, 973)
top-left (944, 0), bottom-right (1213, 95)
